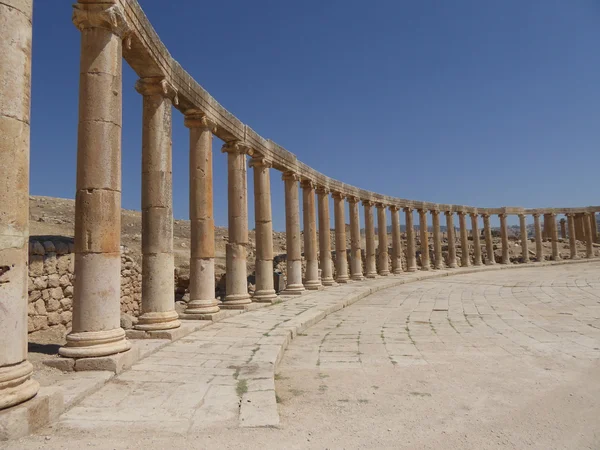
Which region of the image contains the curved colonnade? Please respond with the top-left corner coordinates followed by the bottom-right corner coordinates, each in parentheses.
top-left (0, 0), bottom-right (599, 412)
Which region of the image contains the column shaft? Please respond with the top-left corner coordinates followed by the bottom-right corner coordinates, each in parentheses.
top-left (550, 213), bottom-right (560, 260)
top-left (432, 211), bottom-right (443, 269)
top-left (445, 212), bottom-right (457, 268)
top-left (404, 208), bottom-right (417, 271)
top-left (585, 213), bottom-right (594, 258)
top-left (0, 0), bottom-right (39, 409)
top-left (302, 181), bottom-right (322, 288)
top-left (533, 214), bottom-right (543, 261)
top-left (559, 219), bottom-right (567, 239)
top-left (377, 205), bottom-right (390, 275)
top-left (391, 207), bottom-right (403, 274)
top-left (567, 214), bottom-right (578, 260)
top-left (363, 201), bottom-right (378, 278)
top-left (471, 214), bottom-right (482, 266)
top-left (459, 212), bottom-right (470, 267)
top-left (591, 212), bottom-right (598, 243)
top-left (348, 198), bottom-right (364, 280)
top-left (317, 189), bottom-right (335, 285)
top-left (418, 209), bottom-right (430, 270)
top-left (482, 214), bottom-right (495, 265)
top-left (519, 214), bottom-right (529, 263)
top-left (333, 193), bottom-right (350, 282)
top-left (499, 214), bottom-right (509, 264)
top-left (61, 3), bottom-right (131, 358)
top-left (282, 172), bottom-right (305, 293)
top-left (575, 214), bottom-right (585, 241)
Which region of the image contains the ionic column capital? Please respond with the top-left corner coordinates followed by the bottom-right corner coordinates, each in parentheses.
top-left (498, 213), bottom-right (507, 218)
top-left (331, 191), bottom-right (345, 200)
top-left (347, 196), bottom-right (360, 204)
top-left (444, 210), bottom-right (453, 217)
top-left (282, 171), bottom-right (300, 182)
top-left (222, 140), bottom-right (253, 156)
top-left (362, 199), bottom-right (375, 207)
top-left (375, 202), bottom-right (387, 210)
top-left (72, 3), bottom-right (130, 37)
top-left (135, 77), bottom-right (178, 105)
top-left (300, 179), bottom-right (316, 190)
top-left (430, 209), bottom-right (440, 216)
top-left (403, 206), bottom-right (414, 213)
top-left (389, 205), bottom-right (401, 212)
top-left (469, 212), bottom-right (479, 219)
top-left (457, 210), bottom-right (467, 217)
top-left (184, 110), bottom-right (217, 131)
top-left (315, 186), bottom-right (329, 195)
top-left (249, 155), bottom-right (272, 169)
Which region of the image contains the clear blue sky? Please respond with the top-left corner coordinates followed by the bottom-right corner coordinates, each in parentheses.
top-left (30, 0), bottom-right (600, 231)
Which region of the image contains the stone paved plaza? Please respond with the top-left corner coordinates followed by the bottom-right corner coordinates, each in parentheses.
top-left (6, 262), bottom-right (599, 449)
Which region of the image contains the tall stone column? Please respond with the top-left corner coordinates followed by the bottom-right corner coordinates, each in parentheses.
top-left (390, 206), bottom-right (403, 274)
top-left (470, 213), bottom-right (482, 266)
top-left (458, 211), bottom-right (470, 267)
top-left (317, 187), bottom-right (335, 286)
top-left (431, 210), bottom-right (443, 269)
top-left (377, 204), bottom-right (390, 275)
top-left (363, 201), bottom-right (378, 278)
top-left (404, 207), bottom-right (417, 271)
top-left (518, 213), bottom-right (529, 264)
top-left (482, 213), bottom-right (495, 265)
top-left (60, 3), bottom-right (131, 358)
top-left (499, 214), bottom-right (509, 264)
top-left (533, 213), bottom-right (544, 261)
top-left (250, 156), bottom-right (277, 301)
top-left (543, 214), bottom-right (552, 240)
top-left (567, 213), bottom-right (578, 260)
top-left (559, 219), bottom-right (567, 239)
top-left (549, 213), bottom-right (560, 261)
top-left (134, 78), bottom-right (180, 331)
top-left (348, 197), bottom-right (364, 280)
top-left (332, 192), bottom-right (350, 282)
top-left (418, 209), bottom-right (430, 270)
top-left (0, 0), bottom-right (39, 409)
top-left (445, 212), bottom-right (457, 268)
top-left (302, 180), bottom-right (322, 289)
top-left (282, 172), bottom-right (305, 294)
top-left (591, 212), bottom-right (598, 243)
top-left (575, 214), bottom-right (585, 241)
top-left (221, 141), bottom-right (252, 307)
top-left (585, 213), bottom-right (594, 258)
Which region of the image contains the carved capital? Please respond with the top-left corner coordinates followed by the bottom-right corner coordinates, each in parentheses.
top-left (480, 213), bottom-right (490, 219)
top-left (470, 212), bottom-right (479, 219)
top-left (315, 186), bottom-right (329, 195)
top-left (282, 171), bottom-right (300, 182)
top-left (430, 209), bottom-right (440, 216)
top-left (347, 196), bottom-right (360, 204)
top-left (184, 110), bottom-right (217, 131)
top-left (444, 211), bottom-right (453, 217)
top-left (403, 206), bottom-right (414, 213)
top-left (532, 213), bottom-right (540, 218)
top-left (72, 3), bottom-right (130, 37)
top-left (331, 191), bottom-right (345, 200)
top-left (390, 205), bottom-right (400, 212)
top-left (135, 78), bottom-right (178, 105)
top-left (362, 199), bottom-right (375, 207)
top-left (222, 140), bottom-right (253, 156)
top-left (498, 213), bottom-right (507, 219)
top-left (300, 179), bottom-right (316, 190)
top-left (249, 155), bottom-right (272, 169)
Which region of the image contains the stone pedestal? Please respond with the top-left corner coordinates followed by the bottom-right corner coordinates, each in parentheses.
top-left (302, 180), bottom-right (322, 289)
top-left (317, 188), bottom-right (335, 286)
top-left (431, 210), bottom-right (443, 269)
top-left (221, 141), bottom-right (252, 307)
top-left (418, 209), bottom-right (430, 270)
top-left (567, 213), bottom-right (578, 260)
top-left (282, 172), bottom-right (305, 294)
top-left (333, 192), bottom-right (350, 283)
top-left (377, 204), bottom-right (390, 275)
top-left (391, 206), bottom-right (403, 274)
top-left (470, 213), bottom-right (482, 266)
top-left (250, 156), bottom-right (278, 301)
top-left (0, 0), bottom-right (39, 410)
top-left (348, 197), bottom-right (364, 280)
top-left (499, 214), bottom-right (509, 264)
top-left (363, 201), bottom-right (378, 278)
top-left (458, 212), bottom-right (470, 267)
top-left (533, 213), bottom-right (543, 261)
top-left (404, 207), bottom-right (418, 271)
top-left (60, 3), bottom-right (132, 358)
top-left (549, 213), bottom-right (560, 261)
top-left (585, 213), bottom-right (594, 258)
top-left (135, 78), bottom-right (180, 331)
top-left (445, 212), bottom-right (458, 268)
top-left (518, 214), bottom-right (529, 263)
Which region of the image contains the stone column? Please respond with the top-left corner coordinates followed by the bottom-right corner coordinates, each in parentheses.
top-left (390, 206), bottom-right (403, 274)
top-left (431, 210), bottom-right (443, 269)
top-left (0, 0), bottom-right (39, 409)
top-left (559, 219), bottom-right (567, 239)
top-left (533, 213), bottom-right (544, 261)
top-left (348, 197), bottom-right (364, 281)
top-left (221, 141), bottom-right (252, 307)
top-left (250, 156), bottom-right (277, 301)
top-left (518, 213), bottom-right (529, 264)
top-left (60, 3), bottom-right (132, 358)
top-left (445, 212), bottom-right (458, 268)
top-left (418, 209), bottom-right (430, 270)
top-left (282, 172), bottom-right (305, 294)
top-left (575, 214), bottom-right (585, 241)
top-left (332, 192), bottom-right (350, 282)
top-left (134, 78), bottom-right (180, 331)
top-left (363, 201), bottom-right (378, 278)
top-left (499, 214), bottom-right (509, 264)
top-left (482, 214), bottom-right (495, 265)
top-left (458, 211), bottom-right (470, 267)
top-left (543, 214), bottom-right (552, 240)
top-left (317, 187), bottom-right (335, 286)
top-left (302, 180), bottom-right (321, 289)
top-left (470, 213), bottom-right (482, 266)
top-left (567, 213), bottom-right (578, 260)
top-left (404, 207), bottom-right (417, 271)
top-left (549, 213), bottom-right (560, 261)
top-left (377, 204), bottom-right (390, 275)
top-left (591, 212), bottom-right (598, 244)
top-left (585, 213), bottom-right (594, 258)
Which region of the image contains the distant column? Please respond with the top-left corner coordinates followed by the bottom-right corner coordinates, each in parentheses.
top-left (543, 214), bottom-right (552, 240)
top-left (470, 213), bottom-right (482, 266)
top-left (282, 172), bottom-right (305, 294)
top-left (221, 141), bottom-right (252, 307)
top-left (317, 187), bottom-right (335, 286)
top-left (404, 207), bottom-right (417, 271)
top-left (518, 213), bottom-right (529, 263)
top-left (585, 213), bottom-right (594, 258)
top-left (377, 204), bottom-right (390, 275)
top-left (301, 180), bottom-right (321, 289)
top-left (559, 219), bottom-right (567, 239)
top-left (363, 201), bottom-right (378, 278)
top-left (550, 213), bottom-right (560, 261)
top-left (333, 192), bottom-right (350, 283)
top-left (458, 211), bottom-right (470, 267)
top-left (591, 212), bottom-right (598, 243)
top-left (482, 213), bottom-right (495, 265)
top-left (250, 156), bottom-right (277, 301)
top-left (348, 197), bottom-right (364, 281)
top-left (533, 213), bottom-right (543, 262)
top-left (566, 213), bottom-right (578, 260)
top-left (575, 214), bottom-right (585, 241)
top-left (418, 209), bottom-right (430, 270)
top-left (432, 209), bottom-right (443, 269)
top-left (390, 206), bottom-right (403, 274)
top-left (445, 212), bottom-right (457, 268)
top-left (499, 213), bottom-right (509, 264)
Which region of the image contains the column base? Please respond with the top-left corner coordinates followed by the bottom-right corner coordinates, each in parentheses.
top-left (550, 256), bottom-right (561, 261)
top-left (391, 269), bottom-right (403, 275)
top-left (365, 272), bottom-right (378, 278)
top-left (221, 293), bottom-right (252, 309)
top-left (304, 282), bottom-right (323, 290)
top-left (571, 254), bottom-right (580, 260)
top-left (182, 298), bottom-right (221, 315)
top-left (0, 361), bottom-right (39, 411)
top-left (406, 266), bottom-right (418, 272)
top-left (433, 264), bottom-right (443, 270)
top-left (377, 271), bottom-right (390, 277)
top-left (473, 261), bottom-right (483, 266)
top-left (420, 266), bottom-right (431, 271)
top-left (351, 274), bottom-right (364, 281)
top-left (59, 328), bottom-right (131, 358)
top-left (252, 290), bottom-right (278, 302)
top-left (485, 260), bottom-right (495, 266)
top-left (281, 288), bottom-right (306, 296)
top-left (336, 276), bottom-right (351, 283)
top-left (135, 310), bottom-right (181, 331)
top-left (321, 277), bottom-right (336, 286)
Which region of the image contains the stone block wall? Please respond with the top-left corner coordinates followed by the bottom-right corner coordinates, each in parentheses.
top-left (27, 237), bottom-right (141, 334)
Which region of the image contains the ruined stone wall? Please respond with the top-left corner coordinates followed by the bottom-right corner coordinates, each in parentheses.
top-left (27, 237), bottom-right (141, 334)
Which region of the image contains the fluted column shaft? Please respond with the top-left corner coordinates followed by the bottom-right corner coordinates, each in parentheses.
top-left (302, 181), bottom-right (321, 288)
top-left (550, 213), bottom-right (560, 260)
top-left (317, 188), bottom-right (335, 286)
top-left (585, 213), bottom-right (594, 258)
top-left (445, 212), bottom-right (457, 268)
top-left (418, 209), bottom-right (430, 270)
top-left (458, 212), bottom-right (470, 267)
top-left (533, 214), bottom-right (543, 261)
top-left (333, 193), bottom-right (350, 282)
top-left (499, 214), bottom-right (509, 264)
top-left (377, 204), bottom-right (390, 275)
top-left (518, 214), bottom-right (529, 263)
top-left (363, 201), bottom-right (378, 278)
top-left (404, 208), bottom-right (417, 271)
top-left (482, 214), bottom-right (495, 265)
top-left (431, 210), bottom-right (443, 269)
top-left (60, 3), bottom-right (131, 358)
top-left (348, 198), bottom-right (364, 280)
top-left (567, 214), bottom-right (578, 260)
top-left (135, 78), bottom-right (180, 331)
top-left (470, 213), bottom-right (482, 266)
top-left (0, 0), bottom-right (39, 409)
top-left (250, 157), bottom-right (277, 301)
top-left (391, 207), bottom-right (403, 274)
top-left (282, 172), bottom-right (305, 294)
top-left (221, 141), bottom-right (252, 307)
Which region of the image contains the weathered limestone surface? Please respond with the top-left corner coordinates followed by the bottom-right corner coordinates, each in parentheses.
top-left (282, 172), bottom-right (304, 294)
top-left (431, 210), bottom-right (443, 270)
top-left (458, 212), bottom-right (470, 267)
top-left (404, 208), bottom-right (417, 272)
top-left (519, 214), bottom-right (529, 263)
top-left (445, 212), bottom-right (457, 268)
top-left (482, 214), bottom-right (495, 265)
top-left (333, 193), bottom-right (350, 283)
top-left (470, 213), bottom-right (482, 266)
top-left (348, 197), bottom-right (363, 281)
top-left (302, 181), bottom-right (321, 289)
top-left (390, 207), bottom-right (403, 274)
top-left (317, 188), bottom-right (335, 286)
top-left (533, 213), bottom-right (544, 261)
top-left (418, 209), bottom-right (430, 271)
top-left (363, 201), bottom-right (377, 278)
top-left (377, 205), bottom-right (390, 276)
top-left (499, 214), bottom-right (509, 264)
